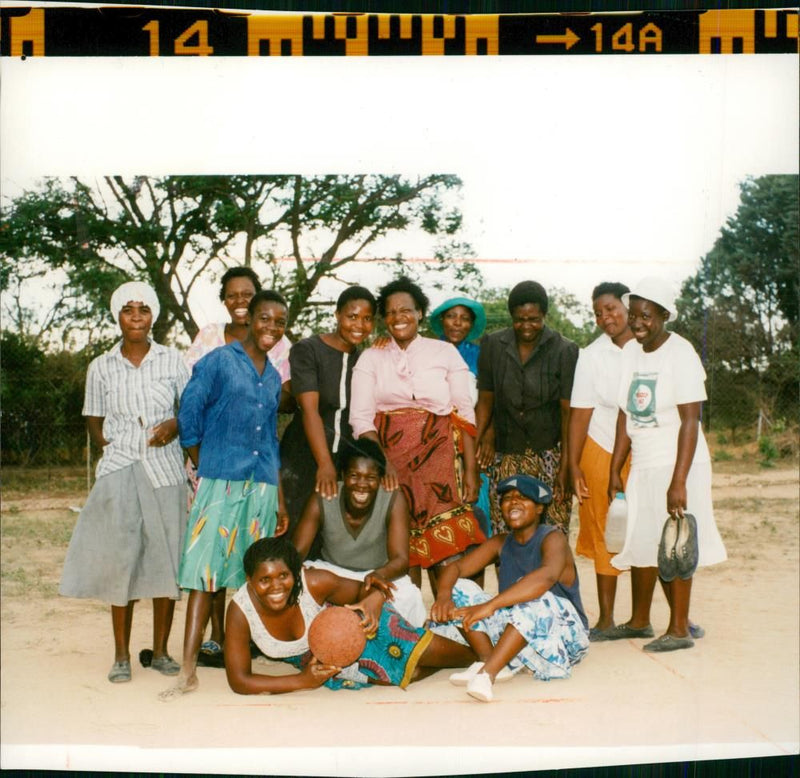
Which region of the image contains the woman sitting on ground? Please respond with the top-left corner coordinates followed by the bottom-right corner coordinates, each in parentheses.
top-left (430, 474), bottom-right (589, 703)
top-left (223, 536), bottom-right (476, 694)
top-left (291, 437), bottom-right (426, 627)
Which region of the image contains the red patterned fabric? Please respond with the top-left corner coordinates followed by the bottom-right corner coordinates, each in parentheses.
top-left (376, 408), bottom-right (485, 568)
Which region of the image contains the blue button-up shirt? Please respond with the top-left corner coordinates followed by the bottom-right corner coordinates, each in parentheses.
top-left (178, 340), bottom-right (281, 484)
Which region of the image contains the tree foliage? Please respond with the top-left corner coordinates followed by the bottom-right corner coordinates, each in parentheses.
top-left (1, 174), bottom-right (476, 345)
top-left (674, 175), bottom-right (799, 435)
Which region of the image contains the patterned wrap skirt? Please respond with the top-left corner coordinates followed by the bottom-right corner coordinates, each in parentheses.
top-left (489, 444), bottom-right (571, 535)
top-left (177, 476), bottom-right (279, 592)
top-left (376, 408), bottom-right (486, 569)
top-left (430, 578), bottom-right (589, 680)
top-left (280, 602), bottom-right (434, 690)
top-left (59, 463), bottom-right (186, 606)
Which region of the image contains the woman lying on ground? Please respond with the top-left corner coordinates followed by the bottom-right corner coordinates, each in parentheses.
top-left (291, 437), bottom-right (426, 627)
top-left (429, 473), bottom-right (589, 703)
top-left (223, 536), bottom-right (476, 694)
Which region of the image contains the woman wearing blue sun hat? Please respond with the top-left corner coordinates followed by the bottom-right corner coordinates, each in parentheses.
top-left (429, 297), bottom-right (487, 392)
top-left (429, 297), bottom-right (492, 537)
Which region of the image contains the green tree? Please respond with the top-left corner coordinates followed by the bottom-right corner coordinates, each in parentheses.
top-left (674, 174), bottom-right (799, 435)
top-left (1, 174), bottom-right (476, 344)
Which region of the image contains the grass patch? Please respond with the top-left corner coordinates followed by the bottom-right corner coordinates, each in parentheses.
top-left (1, 466), bottom-right (89, 498)
top-left (1, 514), bottom-right (75, 545)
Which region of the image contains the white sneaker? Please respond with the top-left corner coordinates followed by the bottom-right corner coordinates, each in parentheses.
top-left (466, 672), bottom-right (493, 702)
top-left (449, 661), bottom-right (515, 686)
top-left (449, 661), bottom-right (484, 686)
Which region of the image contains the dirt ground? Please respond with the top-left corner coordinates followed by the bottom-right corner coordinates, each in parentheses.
top-left (1, 463), bottom-right (798, 775)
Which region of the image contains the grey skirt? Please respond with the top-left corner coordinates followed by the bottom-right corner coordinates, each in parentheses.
top-left (59, 463), bottom-right (187, 606)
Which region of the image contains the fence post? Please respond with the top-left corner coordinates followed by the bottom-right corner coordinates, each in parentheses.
top-left (86, 429), bottom-right (91, 496)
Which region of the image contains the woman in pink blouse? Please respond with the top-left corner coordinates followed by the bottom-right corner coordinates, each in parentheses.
top-left (350, 277), bottom-right (486, 593)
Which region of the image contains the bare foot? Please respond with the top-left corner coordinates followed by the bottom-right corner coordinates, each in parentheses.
top-left (158, 673), bottom-right (198, 702)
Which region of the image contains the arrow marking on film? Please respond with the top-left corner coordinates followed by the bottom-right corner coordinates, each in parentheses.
top-left (536, 29), bottom-right (580, 49)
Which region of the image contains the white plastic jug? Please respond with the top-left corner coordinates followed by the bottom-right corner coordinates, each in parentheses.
top-left (605, 492), bottom-right (628, 553)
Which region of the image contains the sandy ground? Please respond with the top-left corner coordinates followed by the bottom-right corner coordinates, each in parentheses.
top-left (1, 465), bottom-right (798, 775)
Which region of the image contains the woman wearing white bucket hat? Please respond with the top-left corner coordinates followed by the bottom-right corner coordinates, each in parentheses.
top-left (605, 277), bottom-right (726, 652)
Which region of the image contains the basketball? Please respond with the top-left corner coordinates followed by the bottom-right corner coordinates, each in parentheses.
top-left (308, 606), bottom-right (367, 667)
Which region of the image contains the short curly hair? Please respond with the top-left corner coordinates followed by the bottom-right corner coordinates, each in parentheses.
top-left (591, 282), bottom-right (630, 302)
top-left (376, 276), bottom-right (429, 318)
top-left (219, 267), bottom-right (262, 301)
top-left (507, 281), bottom-right (548, 315)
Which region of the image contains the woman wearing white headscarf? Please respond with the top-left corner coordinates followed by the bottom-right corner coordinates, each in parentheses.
top-left (60, 281), bottom-right (190, 683)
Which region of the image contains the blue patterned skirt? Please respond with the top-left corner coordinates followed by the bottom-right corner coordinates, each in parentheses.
top-left (281, 602), bottom-right (433, 691)
top-left (429, 579), bottom-right (589, 680)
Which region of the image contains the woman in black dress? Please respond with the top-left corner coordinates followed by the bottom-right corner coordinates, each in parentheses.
top-left (279, 286), bottom-right (376, 536)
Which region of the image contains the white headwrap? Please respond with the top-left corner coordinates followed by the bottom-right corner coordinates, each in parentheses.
top-left (622, 277), bottom-right (678, 322)
top-left (110, 281), bottom-right (161, 323)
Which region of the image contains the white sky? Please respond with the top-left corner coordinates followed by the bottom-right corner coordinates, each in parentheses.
top-left (1, 47), bottom-right (797, 332)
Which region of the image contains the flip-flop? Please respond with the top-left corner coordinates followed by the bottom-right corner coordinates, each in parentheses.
top-left (108, 660), bottom-right (131, 683)
top-left (643, 634), bottom-right (694, 653)
top-left (200, 640), bottom-right (222, 655)
top-left (594, 623), bottom-right (654, 640)
top-left (674, 513), bottom-right (699, 579)
top-left (657, 516), bottom-right (679, 582)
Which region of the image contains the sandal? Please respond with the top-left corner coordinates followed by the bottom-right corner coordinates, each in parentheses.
top-left (108, 660), bottom-right (131, 683)
top-left (643, 634), bottom-right (694, 653)
top-left (594, 623), bottom-right (654, 641)
top-left (151, 655), bottom-right (181, 676)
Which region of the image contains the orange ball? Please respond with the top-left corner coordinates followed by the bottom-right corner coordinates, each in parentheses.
top-left (308, 606), bottom-right (366, 667)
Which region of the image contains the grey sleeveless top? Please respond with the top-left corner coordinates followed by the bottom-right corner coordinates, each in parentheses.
top-left (319, 485), bottom-right (394, 571)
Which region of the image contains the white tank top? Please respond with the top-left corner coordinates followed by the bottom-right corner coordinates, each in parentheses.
top-left (232, 568), bottom-right (322, 659)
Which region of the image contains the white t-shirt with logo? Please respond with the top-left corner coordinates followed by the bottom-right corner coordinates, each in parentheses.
top-left (617, 333), bottom-right (710, 470)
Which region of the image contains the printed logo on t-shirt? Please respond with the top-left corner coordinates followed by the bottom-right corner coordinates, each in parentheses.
top-left (627, 372), bottom-right (658, 428)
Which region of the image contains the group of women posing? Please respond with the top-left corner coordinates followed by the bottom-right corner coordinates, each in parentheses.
top-left (59, 268), bottom-right (725, 702)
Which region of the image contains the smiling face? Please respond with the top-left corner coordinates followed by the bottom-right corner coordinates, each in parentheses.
top-left (384, 292), bottom-right (421, 348)
top-left (440, 305), bottom-right (475, 346)
top-left (118, 301), bottom-right (153, 343)
top-left (628, 297), bottom-right (669, 352)
top-left (249, 300), bottom-right (288, 354)
top-left (499, 488), bottom-right (545, 533)
top-left (342, 457), bottom-right (381, 514)
top-left (335, 299), bottom-right (375, 348)
top-left (248, 558), bottom-right (296, 613)
top-left (593, 293), bottom-right (630, 342)
top-left (511, 302), bottom-right (545, 346)
top-left (223, 276), bottom-right (258, 326)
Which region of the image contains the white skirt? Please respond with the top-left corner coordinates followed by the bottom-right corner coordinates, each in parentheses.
top-left (611, 460), bottom-right (727, 571)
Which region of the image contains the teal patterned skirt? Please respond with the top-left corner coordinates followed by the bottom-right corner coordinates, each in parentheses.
top-left (177, 476), bottom-right (278, 592)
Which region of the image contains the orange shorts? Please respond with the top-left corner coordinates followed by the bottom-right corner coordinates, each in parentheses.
top-left (574, 436), bottom-right (630, 576)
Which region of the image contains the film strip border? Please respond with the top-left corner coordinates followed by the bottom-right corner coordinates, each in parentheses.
top-left (1, 7), bottom-right (797, 57)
